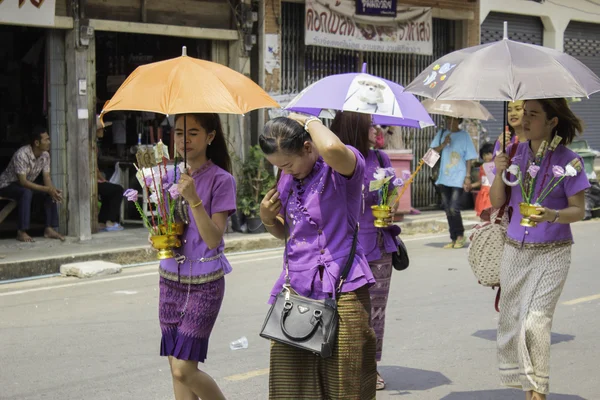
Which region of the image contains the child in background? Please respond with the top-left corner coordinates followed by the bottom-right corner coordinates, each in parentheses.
top-left (473, 142), bottom-right (495, 217)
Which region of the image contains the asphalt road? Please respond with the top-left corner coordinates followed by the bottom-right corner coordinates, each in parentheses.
top-left (1, 221), bottom-right (599, 400)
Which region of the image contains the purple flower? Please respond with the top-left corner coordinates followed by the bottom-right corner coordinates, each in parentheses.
top-left (401, 170), bottom-right (411, 181)
top-left (123, 189), bottom-right (138, 202)
top-left (552, 165), bottom-right (565, 178)
top-left (384, 167), bottom-right (396, 177)
top-left (168, 184), bottom-right (180, 199)
top-left (144, 175), bottom-right (153, 188)
top-left (527, 165), bottom-right (540, 178)
top-left (392, 177), bottom-right (404, 187)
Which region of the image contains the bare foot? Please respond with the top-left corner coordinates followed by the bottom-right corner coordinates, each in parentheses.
top-left (44, 227), bottom-right (65, 242)
top-left (17, 231), bottom-right (35, 242)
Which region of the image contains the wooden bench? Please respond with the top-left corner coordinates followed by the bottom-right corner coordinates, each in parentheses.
top-left (0, 196), bottom-right (17, 225)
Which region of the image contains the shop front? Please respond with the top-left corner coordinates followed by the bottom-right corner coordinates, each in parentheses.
top-left (0, 1), bottom-right (69, 238)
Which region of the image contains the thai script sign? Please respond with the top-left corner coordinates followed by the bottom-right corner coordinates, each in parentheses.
top-left (306, 0), bottom-right (432, 55)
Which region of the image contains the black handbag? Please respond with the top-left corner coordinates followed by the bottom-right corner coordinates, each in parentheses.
top-left (374, 150), bottom-right (410, 271)
top-left (259, 218), bottom-right (359, 358)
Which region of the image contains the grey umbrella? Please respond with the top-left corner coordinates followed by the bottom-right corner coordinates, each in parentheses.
top-left (405, 25), bottom-right (600, 101)
top-left (422, 99), bottom-right (494, 120)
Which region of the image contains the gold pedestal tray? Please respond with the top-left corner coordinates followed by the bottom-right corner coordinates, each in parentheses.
top-left (371, 205), bottom-right (392, 228)
top-left (519, 203), bottom-right (542, 227)
top-left (150, 234), bottom-right (182, 260)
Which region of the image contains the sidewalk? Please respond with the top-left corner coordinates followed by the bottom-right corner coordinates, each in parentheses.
top-left (0, 210), bottom-right (477, 281)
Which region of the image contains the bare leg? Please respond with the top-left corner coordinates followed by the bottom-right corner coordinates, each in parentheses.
top-left (170, 358), bottom-right (226, 400)
top-left (168, 356), bottom-right (198, 400)
top-left (531, 392), bottom-right (546, 400)
top-left (525, 391), bottom-right (532, 400)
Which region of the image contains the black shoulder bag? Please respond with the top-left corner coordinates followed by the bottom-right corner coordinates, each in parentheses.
top-left (259, 199), bottom-right (359, 358)
top-left (375, 150), bottom-right (410, 271)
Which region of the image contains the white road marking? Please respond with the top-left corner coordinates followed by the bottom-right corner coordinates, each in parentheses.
top-left (113, 290), bottom-right (138, 295)
top-left (0, 234), bottom-right (448, 297)
top-left (0, 255), bottom-right (283, 297)
top-left (224, 368), bottom-right (270, 382)
top-left (562, 293), bottom-right (600, 306)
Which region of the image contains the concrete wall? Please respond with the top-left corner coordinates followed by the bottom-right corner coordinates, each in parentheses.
top-left (480, 0), bottom-right (600, 50)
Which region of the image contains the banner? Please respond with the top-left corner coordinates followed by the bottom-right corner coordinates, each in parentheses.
top-left (0, 0), bottom-right (57, 27)
top-left (305, 0), bottom-right (432, 55)
top-left (356, 0), bottom-right (397, 17)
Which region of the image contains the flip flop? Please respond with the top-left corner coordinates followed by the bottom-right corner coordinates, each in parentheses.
top-left (376, 376), bottom-right (385, 390)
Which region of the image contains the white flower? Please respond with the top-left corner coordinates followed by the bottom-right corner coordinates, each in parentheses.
top-left (507, 164), bottom-right (520, 176)
top-left (149, 193), bottom-right (159, 204)
top-left (565, 164), bottom-right (578, 177)
top-left (373, 168), bottom-right (386, 181)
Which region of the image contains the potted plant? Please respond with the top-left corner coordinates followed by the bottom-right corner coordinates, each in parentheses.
top-left (237, 145), bottom-right (276, 233)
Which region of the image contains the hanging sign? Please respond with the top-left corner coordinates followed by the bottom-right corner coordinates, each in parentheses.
top-left (305, 0), bottom-right (432, 55)
top-left (0, 0), bottom-right (57, 27)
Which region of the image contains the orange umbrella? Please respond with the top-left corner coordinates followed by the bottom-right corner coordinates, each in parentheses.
top-left (100, 46), bottom-right (279, 120)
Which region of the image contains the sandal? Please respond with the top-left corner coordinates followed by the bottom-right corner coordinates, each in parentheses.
top-left (376, 373), bottom-right (385, 390)
top-left (453, 238), bottom-right (467, 249)
top-left (443, 242), bottom-right (455, 249)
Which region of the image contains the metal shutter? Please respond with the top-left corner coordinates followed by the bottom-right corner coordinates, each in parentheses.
top-left (479, 12), bottom-right (544, 141)
top-left (565, 21), bottom-right (600, 151)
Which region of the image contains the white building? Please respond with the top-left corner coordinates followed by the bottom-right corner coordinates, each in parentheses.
top-left (480, 0), bottom-right (600, 150)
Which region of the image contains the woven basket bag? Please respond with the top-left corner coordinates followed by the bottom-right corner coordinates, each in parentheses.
top-left (468, 207), bottom-right (509, 287)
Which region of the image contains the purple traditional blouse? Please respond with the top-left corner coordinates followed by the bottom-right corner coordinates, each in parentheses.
top-left (505, 142), bottom-right (590, 246)
top-left (270, 146), bottom-right (375, 304)
top-left (359, 150), bottom-right (399, 262)
top-left (159, 161), bottom-right (236, 283)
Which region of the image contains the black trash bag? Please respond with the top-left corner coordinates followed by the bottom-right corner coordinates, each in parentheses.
top-left (584, 180), bottom-right (600, 220)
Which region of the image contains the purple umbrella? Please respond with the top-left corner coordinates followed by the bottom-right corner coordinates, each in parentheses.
top-left (285, 64), bottom-right (434, 129)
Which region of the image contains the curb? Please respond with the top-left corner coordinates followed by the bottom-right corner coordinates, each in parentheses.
top-left (0, 215), bottom-right (478, 281)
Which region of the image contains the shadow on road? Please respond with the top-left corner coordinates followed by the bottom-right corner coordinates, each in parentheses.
top-left (472, 329), bottom-right (575, 345)
top-left (378, 365), bottom-right (452, 392)
top-left (440, 389), bottom-right (587, 399)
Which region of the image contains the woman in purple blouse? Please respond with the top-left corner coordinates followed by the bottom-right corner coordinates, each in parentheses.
top-left (491, 99), bottom-right (590, 400)
top-left (159, 113), bottom-right (236, 400)
top-left (259, 113), bottom-right (377, 399)
top-left (330, 111), bottom-right (399, 391)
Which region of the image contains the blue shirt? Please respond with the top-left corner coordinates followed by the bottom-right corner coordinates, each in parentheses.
top-left (430, 129), bottom-right (478, 188)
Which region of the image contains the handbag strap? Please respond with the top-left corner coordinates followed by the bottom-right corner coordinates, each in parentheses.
top-left (375, 149), bottom-right (384, 168)
top-left (495, 140), bottom-right (520, 223)
top-left (282, 188), bottom-right (359, 297)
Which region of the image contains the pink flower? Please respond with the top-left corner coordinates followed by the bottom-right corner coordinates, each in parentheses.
top-left (168, 184), bottom-right (180, 199)
top-left (123, 189), bottom-right (138, 202)
top-left (552, 165), bottom-right (565, 178)
top-left (401, 170), bottom-right (411, 181)
top-left (527, 165), bottom-right (540, 178)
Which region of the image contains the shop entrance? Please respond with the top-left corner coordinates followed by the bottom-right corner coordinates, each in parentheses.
top-left (0, 25), bottom-right (47, 236)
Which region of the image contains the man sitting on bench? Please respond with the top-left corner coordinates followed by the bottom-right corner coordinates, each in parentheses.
top-left (0, 126), bottom-right (64, 242)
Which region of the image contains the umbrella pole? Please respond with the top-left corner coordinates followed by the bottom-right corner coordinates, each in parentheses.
top-left (503, 101), bottom-right (508, 153)
top-left (184, 114), bottom-right (187, 169)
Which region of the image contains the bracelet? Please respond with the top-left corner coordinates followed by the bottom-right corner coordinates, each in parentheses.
top-left (191, 200), bottom-right (203, 208)
top-left (262, 219), bottom-right (276, 227)
top-left (304, 117), bottom-right (321, 132)
top-left (550, 209), bottom-right (559, 223)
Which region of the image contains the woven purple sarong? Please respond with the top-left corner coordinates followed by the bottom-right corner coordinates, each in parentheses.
top-left (159, 276), bottom-right (225, 362)
top-left (369, 253), bottom-right (393, 362)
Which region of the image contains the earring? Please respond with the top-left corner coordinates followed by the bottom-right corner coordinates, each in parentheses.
top-left (208, 142), bottom-right (212, 146)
